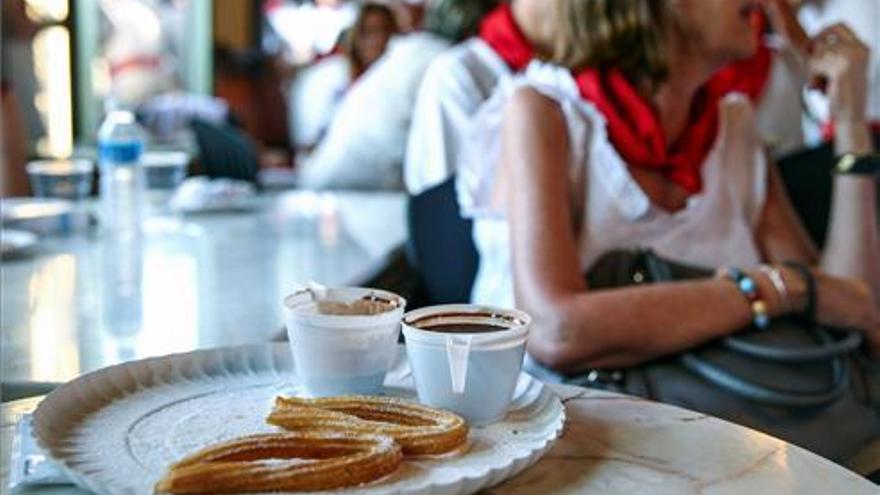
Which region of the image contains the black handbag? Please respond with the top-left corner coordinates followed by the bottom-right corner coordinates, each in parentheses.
top-left (537, 249), bottom-right (880, 463)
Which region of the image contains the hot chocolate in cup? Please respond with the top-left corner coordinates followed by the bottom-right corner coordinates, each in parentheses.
top-left (402, 305), bottom-right (531, 426)
top-left (283, 287), bottom-right (405, 397)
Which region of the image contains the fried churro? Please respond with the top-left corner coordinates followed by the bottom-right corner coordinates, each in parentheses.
top-left (154, 431), bottom-right (402, 494)
top-left (268, 395), bottom-right (469, 456)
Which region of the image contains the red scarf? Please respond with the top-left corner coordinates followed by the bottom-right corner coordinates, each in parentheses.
top-left (709, 46), bottom-right (772, 103)
top-left (575, 69), bottom-right (721, 194)
top-left (710, 11), bottom-right (773, 103)
top-left (573, 12), bottom-right (773, 194)
top-left (478, 4), bottom-right (534, 72)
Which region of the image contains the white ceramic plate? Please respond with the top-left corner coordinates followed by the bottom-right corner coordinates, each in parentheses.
top-left (0, 197), bottom-right (88, 235)
top-left (32, 344), bottom-right (565, 495)
top-left (0, 229), bottom-right (38, 258)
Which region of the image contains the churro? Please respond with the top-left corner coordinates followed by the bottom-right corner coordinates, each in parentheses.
top-left (154, 431), bottom-right (402, 494)
top-left (268, 395), bottom-right (469, 456)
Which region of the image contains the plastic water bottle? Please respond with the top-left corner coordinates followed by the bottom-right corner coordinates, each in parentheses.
top-left (98, 109), bottom-right (146, 340)
top-left (98, 110), bottom-right (145, 237)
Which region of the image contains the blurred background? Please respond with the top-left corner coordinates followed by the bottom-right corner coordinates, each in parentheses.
top-left (0, 0), bottom-right (433, 196)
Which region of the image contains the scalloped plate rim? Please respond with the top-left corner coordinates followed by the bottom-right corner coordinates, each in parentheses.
top-left (32, 344), bottom-right (565, 495)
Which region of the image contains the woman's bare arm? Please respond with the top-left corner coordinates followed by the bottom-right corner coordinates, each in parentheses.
top-left (822, 127), bottom-right (880, 306)
top-left (755, 157), bottom-right (880, 333)
top-left (756, 150), bottom-right (880, 305)
top-left (503, 89), bottom-right (774, 372)
top-left (811, 24), bottom-right (880, 303)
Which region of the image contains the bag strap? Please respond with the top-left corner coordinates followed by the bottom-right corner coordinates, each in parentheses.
top-left (637, 249), bottom-right (859, 408)
top-left (680, 351), bottom-right (851, 408)
top-left (722, 330), bottom-right (862, 362)
top-left (640, 249), bottom-right (862, 361)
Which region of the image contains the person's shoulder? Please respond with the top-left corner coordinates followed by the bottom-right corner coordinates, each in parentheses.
top-left (506, 63), bottom-right (592, 121)
top-left (504, 86), bottom-right (567, 132)
top-left (387, 32), bottom-right (451, 58)
top-left (431, 38), bottom-right (502, 68)
top-left (505, 66), bottom-right (608, 155)
top-left (424, 40), bottom-right (482, 74)
top-left (420, 39), bottom-right (502, 91)
top-left (509, 85), bottom-right (560, 109)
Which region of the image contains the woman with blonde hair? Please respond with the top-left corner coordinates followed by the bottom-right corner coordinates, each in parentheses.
top-left (458, 0), bottom-right (879, 463)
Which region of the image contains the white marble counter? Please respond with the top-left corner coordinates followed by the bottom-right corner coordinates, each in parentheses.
top-left (1, 191), bottom-right (406, 385)
top-left (498, 385), bottom-right (877, 494)
top-left (3, 386), bottom-right (876, 494)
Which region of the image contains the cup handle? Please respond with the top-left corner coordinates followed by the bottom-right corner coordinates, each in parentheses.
top-left (445, 335), bottom-right (472, 395)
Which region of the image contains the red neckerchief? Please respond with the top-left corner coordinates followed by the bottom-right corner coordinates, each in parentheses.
top-left (709, 45), bottom-right (772, 103)
top-left (478, 4), bottom-right (534, 72)
top-left (710, 11), bottom-right (773, 103)
top-left (572, 11), bottom-right (772, 195)
top-left (575, 69), bottom-right (721, 194)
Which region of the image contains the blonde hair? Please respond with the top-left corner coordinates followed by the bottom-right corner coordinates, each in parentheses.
top-left (552, 0), bottom-right (669, 86)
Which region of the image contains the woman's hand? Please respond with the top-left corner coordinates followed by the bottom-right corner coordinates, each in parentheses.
top-left (813, 271), bottom-right (880, 354)
top-left (807, 23), bottom-right (871, 126)
top-left (762, 0), bottom-right (810, 59)
top-left (755, 265), bottom-right (880, 354)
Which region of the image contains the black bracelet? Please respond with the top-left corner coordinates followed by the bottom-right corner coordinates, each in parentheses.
top-left (784, 262), bottom-right (817, 323)
top-left (834, 153), bottom-right (880, 177)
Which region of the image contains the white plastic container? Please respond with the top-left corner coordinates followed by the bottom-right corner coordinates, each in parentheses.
top-left (142, 151), bottom-right (189, 189)
top-left (402, 304), bottom-right (530, 425)
top-left (26, 159), bottom-right (94, 200)
top-left (283, 287), bottom-right (405, 397)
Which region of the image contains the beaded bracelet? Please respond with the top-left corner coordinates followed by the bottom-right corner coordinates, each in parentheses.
top-left (719, 267), bottom-right (770, 329)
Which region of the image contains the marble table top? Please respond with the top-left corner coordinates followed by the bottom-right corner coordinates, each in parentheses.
top-left (1, 191), bottom-right (406, 385)
top-left (3, 386), bottom-right (876, 494)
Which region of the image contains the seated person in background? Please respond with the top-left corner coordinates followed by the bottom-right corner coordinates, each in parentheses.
top-left (404, 0), bottom-right (813, 195)
top-left (294, 0), bottom-right (498, 191)
top-left (746, 0), bottom-right (880, 154)
top-left (404, 0), bottom-right (556, 194)
top-left (289, 3), bottom-right (398, 157)
top-left (1, 82), bottom-right (30, 197)
top-left (1, 0), bottom-right (39, 197)
top-left (727, 0), bottom-right (809, 156)
top-left (458, 0), bottom-right (879, 458)
top-left (798, 0), bottom-right (880, 136)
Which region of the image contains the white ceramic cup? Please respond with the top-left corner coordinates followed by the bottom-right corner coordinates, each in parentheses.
top-left (26, 159), bottom-right (94, 200)
top-left (402, 304), bottom-right (530, 425)
top-left (283, 287), bottom-right (405, 397)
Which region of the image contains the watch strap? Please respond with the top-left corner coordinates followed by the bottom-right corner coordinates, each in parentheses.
top-left (835, 153), bottom-right (880, 176)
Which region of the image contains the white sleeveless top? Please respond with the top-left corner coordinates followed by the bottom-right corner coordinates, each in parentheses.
top-left (457, 62), bottom-right (768, 308)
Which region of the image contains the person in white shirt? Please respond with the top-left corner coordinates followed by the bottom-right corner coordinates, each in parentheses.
top-left (799, 0), bottom-right (880, 125)
top-left (289, 4), bottom-right (398, 155)
top-left (458, 0), bottom-right (879, 387)
top-left (404, 0), bottom-right (557, 195)
top-left (456, 0), bottom-right (879, 463)
top-left (295, 0), bottom-right (497, 190)
top-left (403, 0), bottom-right (814, 194)
top-left (289, 55), bottom-right (351, 153)
top-left (755, 0), bottom-right (880, 147)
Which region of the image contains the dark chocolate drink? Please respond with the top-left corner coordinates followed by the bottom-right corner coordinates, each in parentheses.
top-left (421, 323), bottom-right (508, 334)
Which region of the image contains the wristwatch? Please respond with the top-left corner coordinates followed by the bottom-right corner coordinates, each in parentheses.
top-left (835, 153), bottom-right (880, 176)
